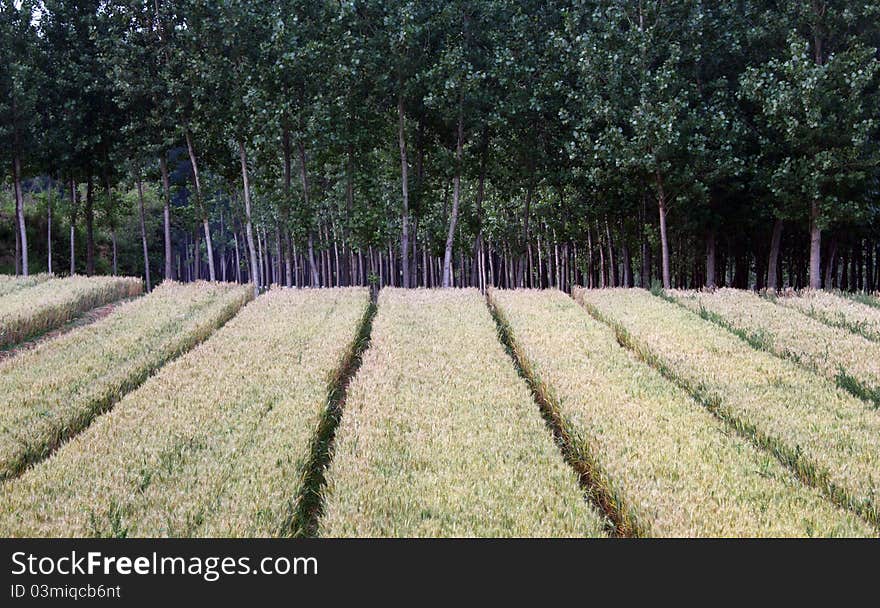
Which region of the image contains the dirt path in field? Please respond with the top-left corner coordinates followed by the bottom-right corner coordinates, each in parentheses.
top-left (0, 300), bottom-right (129, 364)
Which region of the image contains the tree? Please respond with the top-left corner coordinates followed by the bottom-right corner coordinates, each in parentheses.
top-left (741, 1), bottom-right (880, 290)
top-left (1, 1), bottom-right (42, 276)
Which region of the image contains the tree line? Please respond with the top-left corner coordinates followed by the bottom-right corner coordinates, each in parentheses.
top-left (2, 0), bottom-right (879, 296)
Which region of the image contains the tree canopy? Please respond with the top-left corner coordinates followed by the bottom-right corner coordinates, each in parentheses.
top-left (2, 0), bottom-right (879, 292)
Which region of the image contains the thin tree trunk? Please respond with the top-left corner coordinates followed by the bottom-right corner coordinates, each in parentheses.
top-left (333, 225), bottom-right (341, 287)
top-left (85, 175), bottom-right (95, 275)
top-left (47, 182), bottom-right (52, 274)
top-left (14, 187), bottom-right (21, 275)
top-left (596, 221), bottom-right (606, 288)
top-left (186, 130), bottom-right (216, 281)
top-left (656, 170), bottom-right (671, 289)
top-left (136, 176), bottom-right (152, 291)
top-left (112, 227), bottom-right (118, 276)
top-left (297, 140), bottom-right (320, 287)
top-left (276, 224), bottom-right (283, 286)
top-left (537, 234), bottom-right (544, 289)
top-left (442, 104), bottom-right (464, 288)
top-left (604, 217), bottom-right (616, 287)
top-left (705, 228), bottom-right (717, 289)
top-left (767, 219), bottom-right (783, 290)
top-left (160, 155), bottom-right (173, 280)
top-left (398, 94), bottom-right (410, 288)
top-left (622, 241), bottom-right (633, 287)
top-left (587, 227), bottom-right (594, 289)
top-left (238, 141), bottom-right (260, 297)
top-left (233, 231), bottom-right (242, 284)
top-left (809, 200), bottom-right (822, 290)
top-left (70, 179), bottom-right (77, 276)
top-left (281, 128), bottom-right (295, 287)
top-left (256, 228), bottom-right (265, 288)
top-left (12, 155), bottom-right (28, 275)
top-left (488, 240), bottom-right (495, 288)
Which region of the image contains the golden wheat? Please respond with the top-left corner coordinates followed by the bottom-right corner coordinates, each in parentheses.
top-left (0, 288), bottom-right (366, 538)
top-left (775, 289), bottom-right (880, 343)
top-left (319, 288), bottom-right (608, 537)
top-left (671, 288), bottom-right (880, 405)
top-left (0, 275), bottom-right (143, 348)
top-left (0, 273), bottom-right (53, 297)
top-left (124, 288), bottom-right (370, 537)
top-left (0, 281), bottom-right (252, 480)
top-left (576, 287), bottom-right (880, 527)
top-left (491, 289), bottom-right (868, 536)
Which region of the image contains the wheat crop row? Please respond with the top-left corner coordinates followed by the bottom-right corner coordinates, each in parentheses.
top-left (490, 289), bottom-right (868, 536)
top-left (670, 288), bottom-right (880, 406)
top-left (0, 273), bottom-right (53, 297)
top-left (0, 275), bottom-right (143, 348)
top-left (773, 289), bottom-right (880, 343)
top-left (122, 288), bottom-right (371, 537)
top-left (0, 281), bottom-right (252, 480)
top-left (575, 287), bottom-right (880, 528)
top-left (0, 288), bottom-right (367, 537)
top-left (319, 288), bottom-right (608, 537)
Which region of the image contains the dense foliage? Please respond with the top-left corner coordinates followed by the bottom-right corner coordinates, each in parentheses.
top-left (2, 0), bottom-right (879, 291)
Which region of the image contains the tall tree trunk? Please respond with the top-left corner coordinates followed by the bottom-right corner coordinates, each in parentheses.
top-left (332, 225), bottom-right (341, 287)
top-left (767, 218), bottom-right (783, 290)
top-left (282, 126), bottom-right (294, 287)
top-left (136, 176), bottom-right (152, 291)
top-left (604, 217), bottom-right (617, 287)
top-left (70, 179), bottom-right (78, 276)
top-left (14, 192), bottom-right (21, 275)
top-left (473, 160), bottom-right (486, 291)
top-left (640, 195), bottom-right (652, 288)
top-left (518, 187), bottom-right (532, 288)
top-left (587, 224), bottom-right (596, 289)
top-left (398, 94), bottom-right (411, 288)
top-left (809, 200), bottom-right (822, 290)
top-left (186, 130), bottom-right (216, 281)
top-left (823, 236), bottom-right (838, 289)
top-left (655, 170), bottom-right (671, 289)
top-left (112, 227), bottom-right (118, 276)
top-left (256, 228), bottom-right (265, 288)
top-left (705, 228), bottom-right (717, 289)
top-left (233, 231), bottom-right (242, 284)
top-left (442, 104), bottom-right (464, 288)
top-left (12, 155), bottom-right (28, 275)
top-left (47, 182), bottom-right (52, 274)
top-left (296, 140), bottom-right (320, 287)
top-left (85, 175), bottom-right (95, 275)
top-left (238, 141), bottom-right (260, 297)
top-left (275, 224), bottom-right (283, 286)
top-left (622, 241), bottom-right (634, 287)
top-left (160, 155), bottom-right (173, 280)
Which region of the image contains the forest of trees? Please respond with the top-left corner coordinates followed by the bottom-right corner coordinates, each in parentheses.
top-left (1, 0), bottom-right (879, 295)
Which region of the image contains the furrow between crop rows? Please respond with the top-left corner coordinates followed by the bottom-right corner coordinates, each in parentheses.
top-left (291, 300), bottom-right (377, 537)
top-left (488, 292), bottom-right (631, 537)
top-left (319, 288), bottom-right (608, 537)
top-left (575, 287), bottom-right (880, 530)
top-left (122, 288), bottom-right (372, 537)
top-left (491, 289), bottom-right (867, 536)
